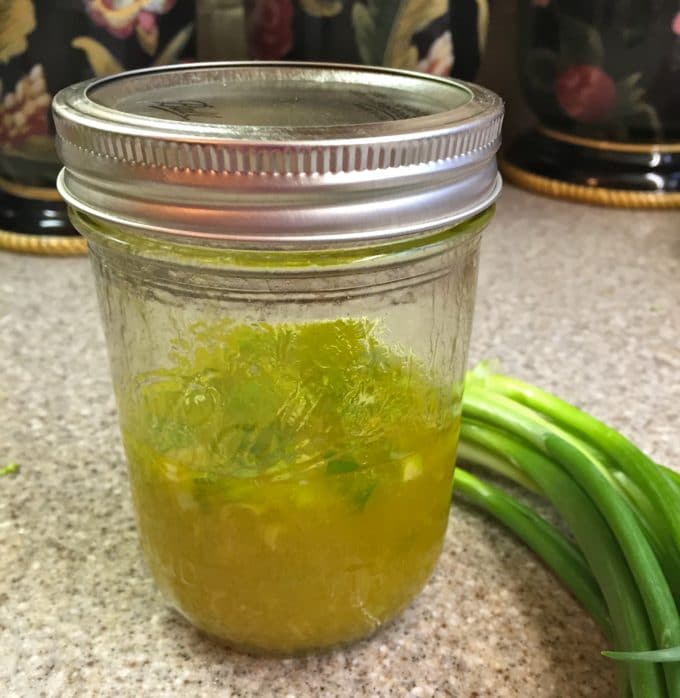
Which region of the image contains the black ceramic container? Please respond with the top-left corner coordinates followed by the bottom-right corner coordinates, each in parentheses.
top-left (503, 0), bottom-right (680, 207)
top-left (0, 0), bottom-right (195, 251)
top-left (244, 0), bottom-right (490, 80)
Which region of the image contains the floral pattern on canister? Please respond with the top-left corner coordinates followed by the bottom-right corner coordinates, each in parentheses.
top-left (554, 65), bottom-right (617, 122)
top-left (300, 0), bottom-right (343, 17)
top-left (245, 0), bottom-right (295, 60)
top-left (84, 0), bottom-right (178, 54)
top-left (0, 64), bottom-right (50, 149)
top-left (352, 0), bottom-right (450, 71)
top-left (72, 22), bottom-right (194, 76)
top-left (0, 0), bottom-right (36, 63)
top-left (417, 30), bottom-right (454, 76)
top-left (521, 1), bottom-right (680, 139)
top-left (0, 0), bottom-right (194, 186)
top-left (244, 0), bottom-right (487, 80)
top-left (673, 12), bottom-right (680, 35)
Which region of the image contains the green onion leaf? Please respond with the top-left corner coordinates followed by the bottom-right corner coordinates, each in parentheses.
top-left (454, 467), bottom-right (612, 637)
top-left (326, 459), bottom-right (360, 475)
top-left (604, 647), bottom-right (680, 664)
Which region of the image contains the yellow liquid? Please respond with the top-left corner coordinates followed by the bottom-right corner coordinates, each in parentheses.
top-left (121, 319), bottom-right (459, 654)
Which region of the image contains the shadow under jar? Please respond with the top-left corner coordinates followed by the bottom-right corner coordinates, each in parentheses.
top-left (53, 63), bottom-right (503, 655)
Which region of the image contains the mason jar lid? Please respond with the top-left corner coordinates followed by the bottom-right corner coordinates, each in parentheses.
top-left (53, 62), bottom-right (503, 245)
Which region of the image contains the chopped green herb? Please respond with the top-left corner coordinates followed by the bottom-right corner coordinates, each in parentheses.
top-left (351, 479), bottom-right (378, 511)
top-left (326, 459), bottom-right (360, 475)
top-left (0, 462), bottom-right (20, 477)
top-left (124, 319), bottom-right (455, 483)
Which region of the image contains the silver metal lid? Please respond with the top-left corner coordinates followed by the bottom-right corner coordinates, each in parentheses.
top-left (54, 62), bottom-right (503, 245)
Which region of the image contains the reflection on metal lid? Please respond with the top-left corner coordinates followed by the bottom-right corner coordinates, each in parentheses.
top-left (53, 62), bottom-right (504, 244)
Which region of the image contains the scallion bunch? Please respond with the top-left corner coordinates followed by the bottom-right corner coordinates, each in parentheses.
top-left (454, 365), bottom-right (680, 698)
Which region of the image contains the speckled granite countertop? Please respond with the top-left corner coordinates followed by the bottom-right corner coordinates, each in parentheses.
top-left (1, 187), bottom-right (678, 698)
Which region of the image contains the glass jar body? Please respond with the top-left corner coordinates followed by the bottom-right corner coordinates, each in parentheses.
top-left (74, 208), bottom-right (492, 655)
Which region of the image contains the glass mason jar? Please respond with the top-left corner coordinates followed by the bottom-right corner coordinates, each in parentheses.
top-left (53, 63), bottom-right (503, 655)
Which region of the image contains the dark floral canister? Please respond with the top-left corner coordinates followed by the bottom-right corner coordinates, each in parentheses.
top-left (244, 0), bottom-right (490, 80)
top-left (0, 0), bottom-right (195, 253)
top-left (502, 0), bottom-right (680, 208)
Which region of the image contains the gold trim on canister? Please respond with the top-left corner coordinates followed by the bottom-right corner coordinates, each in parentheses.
top-left (0, 176), bottom-right (64, 202)
top-left (500, 157), bottom-right (680, 209)
top-left (0, 228), bottom-right (87, 255)
top-left (539, 127), bottom-right (680, 155)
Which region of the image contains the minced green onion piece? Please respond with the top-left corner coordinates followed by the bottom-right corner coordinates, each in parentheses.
top-left (326, 459), bottom-right (360, 475)
top-left (0, 463), bottom-right (20, 477)
top-left (453, 467), bottom-right (612, 638)
top-left (459, 420), bottom-right (664, 698)
top-left (462, 387), bottom-right (680, 698)
top-left (604, 647), bottom-right (680, 664)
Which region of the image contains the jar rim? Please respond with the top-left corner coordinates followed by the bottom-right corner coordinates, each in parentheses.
top-left (71, 205), bottom-right (494, 271)
top-left (54, 62), bottom-right (503, 245)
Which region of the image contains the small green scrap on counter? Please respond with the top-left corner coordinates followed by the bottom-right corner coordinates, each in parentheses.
top-left (0, 462), bottom-right (20, 477)
top-left (455, 365), bottom-right (680, 698)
